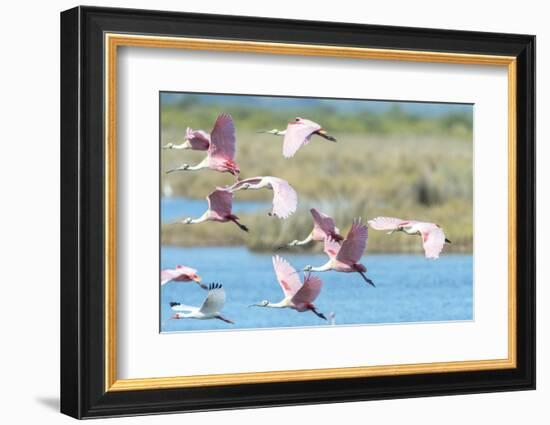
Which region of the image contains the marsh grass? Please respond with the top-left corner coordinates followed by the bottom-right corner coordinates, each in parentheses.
top-left (161, 124), bottom-right (473, 254)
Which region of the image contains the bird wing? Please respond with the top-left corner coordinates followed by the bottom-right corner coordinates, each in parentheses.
top-left (206, 189), bottom-right (233, 217)
top-left (199, 283), bottom-right (226, 314)
top-left (186, 127), bottom-right (210, 150)
top-left (291, 274), bottom-right (323, 305)
top-left (224, 176), bottom-right (263, 192)
top-left (266, 177), bottom-right (298, 219)
top-left (272, 255), bottom-right (302, 297)
top-left (208, 113), bottom-right (236, 160)
top-left (310, 208), bottom-right (338, 237)
top-left (323, 236), bottom-right (341, 259)
top-left (282, 120), bottom-right (320, 158)
top-left (368, 216), bottom-right (410, 231)
top-left (170, 302), bottom-right (198, 313)
top-left (419, 223), bottom-right (446, 259)
top-left (161, 269), bottom-right (180, 285)
top-left (160, 265), bottom-right (197, 285)
top-left (337, 218), bottom-right (368, 264)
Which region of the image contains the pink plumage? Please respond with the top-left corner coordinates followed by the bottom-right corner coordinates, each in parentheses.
top-left (161, 265), bottom-right (200, 285)
top-left (206, 189), bottom-right (233, 221)
top-left (283, 117), bottom-right (320, 158)
top-left (225, 176), bottom-right (297, 219)
top-left (282, 117), bottom-right (335, 158)
top-left (267, 255), bottom-right (325, 317)
top-left (206, 113), bottom-right (240, 175)
top-left (180, 188), bottom-right (248, 232)
top-left (310, 208), bottom-right (343, 241)
top-left (368, 216), bottom-right (449, 259)
top-left (337, 218), bottom-right (368, 265)
top-left (291, 274), bottom-right (323, 311)
top-left (272, 255), bottom-right (303, 297)
top-left (185, 127), bottom-right (210, 150)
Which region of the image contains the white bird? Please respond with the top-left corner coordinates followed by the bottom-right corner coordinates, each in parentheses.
top-left (368, 217), bottom-right (451, 259)
top-left (225, 176), bottom-right (298, 219)
top-left (170, 283), bottom-right (234, 324)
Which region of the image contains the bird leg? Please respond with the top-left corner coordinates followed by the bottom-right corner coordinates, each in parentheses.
top-left (357, 270), bottom-right (376, 287)
top-left (195, 281), bottom-right (208, 290)
top-left (228, 215), bottom-right (249, 232)
top-left (315, 130), bottom-right (337, 142)
top-left (310, 307), bottom-right (327, 320)
top-left (216, 315), bottom-right (234, 324)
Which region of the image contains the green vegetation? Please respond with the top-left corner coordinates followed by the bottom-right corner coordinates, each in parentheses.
top-left (161, 99), bottom-right (473, 254)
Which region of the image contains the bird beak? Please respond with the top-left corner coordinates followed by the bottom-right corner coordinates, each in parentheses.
top-left (248, 303), bottom-right (259, 308)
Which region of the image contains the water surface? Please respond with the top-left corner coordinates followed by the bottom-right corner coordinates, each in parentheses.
top-left (160, 246), bottom-right (473, 333)
top-left (161, 197), bottom-right (267, 223)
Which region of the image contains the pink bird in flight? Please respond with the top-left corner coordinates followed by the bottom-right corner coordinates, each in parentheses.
top-left (162, 127), bottom-right (210, 151)
top-left (283, 208), bottom-right (343, 248)
top-left (161, 265), bottom-right (206, 289)
top-left (166, 113), bottom-right (240, 176)
top-left (368, 217), bottom-right (451, 259)
top-left (250, 256), bottom-right (327, 320)
top-left (178, 188), bottom-right (249, 232)
top-left (304, 218), bottom-right (375, 287)
top-left (258, 117), bottom-right (336, 158)
top-left (225, 176), bottom-right (298, 219)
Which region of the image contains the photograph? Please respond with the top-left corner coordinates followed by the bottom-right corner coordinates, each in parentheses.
top-left (159, 92), bottom-right (474, 333)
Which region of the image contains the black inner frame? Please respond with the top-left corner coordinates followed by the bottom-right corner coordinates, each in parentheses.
top-left (60, 6), bottom-right (535, 419)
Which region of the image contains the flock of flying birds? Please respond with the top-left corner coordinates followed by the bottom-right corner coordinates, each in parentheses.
top-left (161, 113), bottom-right (452, 326)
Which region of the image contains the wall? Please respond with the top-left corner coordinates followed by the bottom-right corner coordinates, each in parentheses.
top-left (0, 1), bottom-right (545, 424)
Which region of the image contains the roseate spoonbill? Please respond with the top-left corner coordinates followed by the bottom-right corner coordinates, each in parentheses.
top-left (166, 113), bottom-right (240, 176)
top-left (162, 127), bottom-right (210, 150)
top-left (258, 117), bottom-right (336, 158)
top-left (225, 176), bottom-right (298, 219)
top-left (283, 208), bottom-right (343, 248)
top-left (304, 218), bottom-right (375, 287)
top-left (161, 265), bottom-right (207, 289)
top-left (368, 217), bottom-right (451, 259)
top-left (170, 283), bottom-right (234, 324)
top-left (177, 188), bottom-right (249, 232)
top-left (250, 256), bottom-right (327, 320)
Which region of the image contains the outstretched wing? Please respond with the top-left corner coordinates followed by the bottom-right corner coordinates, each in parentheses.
top-left (206, 189), bottom-right (233, 217)
top-left (186, 127), bottom-right (210, 150)
top-left (199, 283), bottom-right (226, 314)
top-left (323, 236), bottom-right (341, 259)
top-left (337, 218), bottom-right (368, 264)
top-left (368, 216), bottom-right (410, 231)
top-left (272, 255), bottom-right (302, 297)
top-left (267, 177), bottom-right (298, 219)
top-left (208, 113), bottom-right (236, 160)
top-left (310, 208), bottom-right (340, 238)
top-left (224, 176), bottom-right (263, 192)
top-left (419, 224), bottom-right (446, 259)
top-left (170, 302), bottom-right (198, 313)
top-left (282, 119), bottom-right (320, 158)
top-left (291, 274), bottom-right (323, 306)
top-left (160, 265), bottom-right (197, 285)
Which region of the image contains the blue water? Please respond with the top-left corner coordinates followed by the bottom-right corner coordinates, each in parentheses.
top-left (161, 197), bottom-right (267, 223)
top-left (160, 246), bottom-right (473, 333)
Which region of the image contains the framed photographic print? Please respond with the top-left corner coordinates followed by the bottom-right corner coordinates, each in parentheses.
top-left (60, 6), bottom-right (535, 419)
